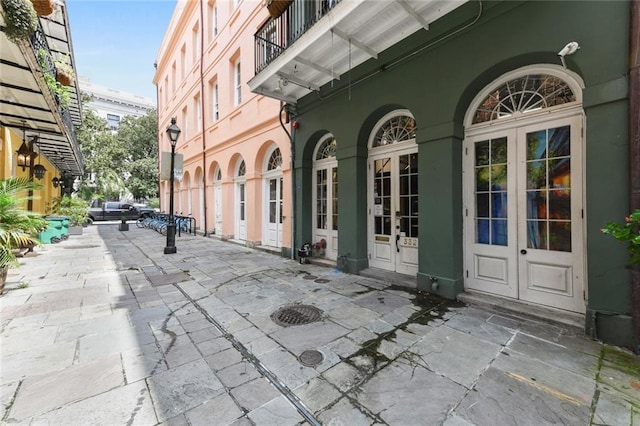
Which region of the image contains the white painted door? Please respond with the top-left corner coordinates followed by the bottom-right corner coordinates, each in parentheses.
top-left (313, 165), bottom-right (338, 260)
top-left (214, 184), bottom-right (222, 235)
top-left (465, 115), bottom-right (584, 313)
top-left (265, 177), bottom-right (283, 247)
top-left (236, 182), bottom-right (246, 241)
top-left (368, 148), bottom-right (419, 275)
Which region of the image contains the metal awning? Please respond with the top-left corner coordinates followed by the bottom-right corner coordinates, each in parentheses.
top-left (0, 1), bottom-right (83, 176)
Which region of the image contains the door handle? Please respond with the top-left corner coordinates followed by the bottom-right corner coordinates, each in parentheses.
top-left (520, 249), bottom-right (527, 255)
top-left (396, 234), bottom-right (400, 253)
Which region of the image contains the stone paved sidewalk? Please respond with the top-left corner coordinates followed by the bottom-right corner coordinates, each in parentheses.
top-left (1, 223), bottom-right (638, 425)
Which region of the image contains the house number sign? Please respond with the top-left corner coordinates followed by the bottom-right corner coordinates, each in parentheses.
top-left (400, 237), bottom-right (418, 247)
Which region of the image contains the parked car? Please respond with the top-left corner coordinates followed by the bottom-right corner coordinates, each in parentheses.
top-left (88, 201), bottom-right (155, 222)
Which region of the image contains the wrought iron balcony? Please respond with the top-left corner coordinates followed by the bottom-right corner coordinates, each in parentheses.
top-left (249, 0), bottom-right (468, 104)
top-left (254, 0), bottom-right (341, 75)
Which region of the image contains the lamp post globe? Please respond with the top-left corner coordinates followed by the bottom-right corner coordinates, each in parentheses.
top-left (164, 117), bottom-right (181, 254)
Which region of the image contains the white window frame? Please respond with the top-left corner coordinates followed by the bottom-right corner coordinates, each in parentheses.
top-left (234, 60), bottom-right (241, 106)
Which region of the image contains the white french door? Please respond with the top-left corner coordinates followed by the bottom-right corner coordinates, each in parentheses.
top-left (235, 182), bottom-right (246, 241)
top-left (264, 176), bottom-right (283, 247)
top-left (312, 164), bottom-right (338, 260)
top-left (368, 147), bottom-right (419, 276)
top-left (214, 184), bottom-right (222, 236)
top-left (464, 115), bottom-right (585, 313)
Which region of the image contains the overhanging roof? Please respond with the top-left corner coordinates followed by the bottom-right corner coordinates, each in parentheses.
top-left (0, 1), bottom-right (83, 176)
top-left (249, 0), bottom-right (468, 103)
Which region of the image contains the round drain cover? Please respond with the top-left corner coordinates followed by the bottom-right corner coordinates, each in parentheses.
top-left (314, 278), bottom-right (330, 283)
top-left (303, 275), bottom-right (317, 280)
top-left (299, 350), bottom-right (324, 367)
top-left (271, 305), bottom-right (323, 327)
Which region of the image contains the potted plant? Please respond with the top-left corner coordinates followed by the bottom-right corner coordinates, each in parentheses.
top-left (602, 209), bottom-right (640, 267)
top-left (53, 60), bottom-right (74, 86)
top-left (119, 215), bottom-right (129, 231)
top-left (1, 0), bottom-right (38, 43)
top-left (37, 49), bottom-right (72, 108)
top-left (0, 178), bottom-right (47, 295)
top-left (265, 0), bottom-right (292, 18)
top-left (30, 0), bottom-right (53, 16)
top-left (51, 195), bottom-right (88, 235)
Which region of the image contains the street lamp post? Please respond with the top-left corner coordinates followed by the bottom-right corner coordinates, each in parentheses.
top-left (164, 117), bottom-right (181, 254)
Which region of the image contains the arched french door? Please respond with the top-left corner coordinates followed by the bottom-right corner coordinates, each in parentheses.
top-left (312, 135), bottom-right (338, 260)
top-left (213, 166), bottom-right (223, 236)
top-left (463, 65), bottom-right (586, 313)
top-left (367, 110), bottom-right (419, 276)
top-left (234, 159), bottom-right (247, 241)
top-left (263, 146), bottom-right (283, 248)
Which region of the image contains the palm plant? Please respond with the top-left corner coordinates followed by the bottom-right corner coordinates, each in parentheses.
top-left (0, 178), bottom-right (47, 292)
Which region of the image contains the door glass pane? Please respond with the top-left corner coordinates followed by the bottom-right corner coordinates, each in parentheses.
top-left (316, 169), bottom-right (327, 229)
top-left (279, 177), bottom-right (283, 224)
top-left (525, 126), bottom-right (571, 252)
top-left (550, 221), bottom-right (571, 251)
top-left (399, 153), bottom-right (418, 237)
top-left (527, 220), bottom-right (547, 249)
top-left (474, 138), bottom-right (507, 246)
top-left (332, 167), bottom-right (338, 231)
top-left (374, 158), bottom-right (392, 236)
top-left (549, 189), bottom-right (571, 220)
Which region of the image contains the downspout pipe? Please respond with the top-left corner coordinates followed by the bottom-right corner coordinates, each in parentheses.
top-left (279, 102), bottom-right (295, 259)
top-left (200, 0), bottom-right (209, 236)
top-left (629, 0), bottom-right (640, 353)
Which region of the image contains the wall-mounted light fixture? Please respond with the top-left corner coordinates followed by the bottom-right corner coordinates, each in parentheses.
top-left (31, 135), bottom-right (46, 180)
top-left (52, 177), bottom-right (59, 187)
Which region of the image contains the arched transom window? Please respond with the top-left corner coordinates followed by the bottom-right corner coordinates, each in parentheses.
top-left (215, 167), bottom-right (222, 181)
top-left (237, 160), bottom-right (246, 177)
top-left (267, 148), bottom-right (282, 171)
top-left (316, 137), bottom-right (337, 160)
top-left (372, 114), bottom-right (416, 147)
top-left (472, 74), bottom-right (576, 124)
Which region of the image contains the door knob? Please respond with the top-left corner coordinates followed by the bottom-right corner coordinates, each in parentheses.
top-left (520, 249), bottom-right (527, 255)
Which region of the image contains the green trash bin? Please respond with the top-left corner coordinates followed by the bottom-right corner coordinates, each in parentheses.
top-left (39, 216), bottom-right (66, 244)
top-left (60, 216), bottom-right (70, 240)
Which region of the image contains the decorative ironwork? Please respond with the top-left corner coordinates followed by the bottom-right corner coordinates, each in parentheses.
top-left (267, 148), bottom-right (282, 170)
top-left (372, 115), bottom-right (416, 147)
top-left (472, 74), bottom-right (576, 124)
top-left (237, 159), bottom-right (246, 177)
top-left (316, 137), bottom-right (337, 160)
top-left (254, 0), bottom-right (342, 74)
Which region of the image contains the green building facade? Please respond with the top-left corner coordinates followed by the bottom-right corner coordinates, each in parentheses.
top-left (290, 1), bottom-right (633, 346)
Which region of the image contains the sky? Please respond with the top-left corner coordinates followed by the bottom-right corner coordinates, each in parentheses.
top-left (66, 0), bottom-right (177, 103)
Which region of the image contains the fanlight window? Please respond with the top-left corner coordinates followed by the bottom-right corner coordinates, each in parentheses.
top-left (372, 115), bottom-right (416, 147)
top-left (267, 148), bottom-right (282, 171)
top-left (472, 74), bottom-right (576, 124)
top-left (237, 160), bottom-right (246, 177)
top-left (215, 168), bottom-right (222, 181)
top-left (316, 137), bottom-right (337, 160)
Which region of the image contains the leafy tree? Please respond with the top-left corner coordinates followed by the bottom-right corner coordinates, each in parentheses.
top-left (117, 110), bottom-right (159, 200)
top-left (76, 95), bottom-right (158, 202)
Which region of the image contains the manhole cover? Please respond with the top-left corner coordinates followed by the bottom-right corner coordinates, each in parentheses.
top-left (299, 350), bottom-right (324, 367)
top-left (62, 245), bottom-right (99, 249)
top-left (314, 278), bottom-right (330, 283)
top-left (303, 275), bottom-right (317, 280)
top-left (271, 305), bottom-right (323, 327)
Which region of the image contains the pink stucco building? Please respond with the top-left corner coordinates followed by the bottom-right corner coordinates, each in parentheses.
top-left (154, 0), bottom-right (292, 254)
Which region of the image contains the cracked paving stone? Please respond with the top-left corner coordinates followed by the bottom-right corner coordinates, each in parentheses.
top-left (455, 367), bottom-right (590, 425)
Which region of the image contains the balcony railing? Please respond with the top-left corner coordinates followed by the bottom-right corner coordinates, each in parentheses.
top-left (28, 21), bottom-right (83, 171)
top-left (254, 0), bottom-right (341, 74)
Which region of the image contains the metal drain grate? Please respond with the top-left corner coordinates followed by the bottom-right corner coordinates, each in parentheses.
top-left (314, 278), bottom-right (330, 283)
top-left (299, 350), bottom-right (324, 367)
top-left (271, 305), bottom-right (323, 327)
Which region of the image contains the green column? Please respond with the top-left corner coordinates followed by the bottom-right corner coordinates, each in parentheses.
top-left (416, 122), bottom-right (464, 299)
